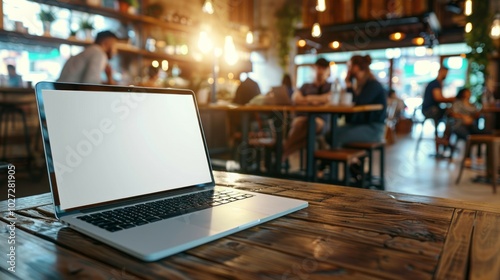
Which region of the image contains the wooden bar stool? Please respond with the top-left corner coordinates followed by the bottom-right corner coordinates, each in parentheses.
top-left (0, 101), bottom-right (33, 172)
top-left (313, 148), bottom-right (367, 188)
top-left (343, 142), bottom-right (385, 190)
top-left (456, 135), bottom-right (500, 193)
top-left (248, 137), bottom-right (276, 174)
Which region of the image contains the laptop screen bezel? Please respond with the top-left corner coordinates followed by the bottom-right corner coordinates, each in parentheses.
top-left (35, 82), bottom-right (216, 217)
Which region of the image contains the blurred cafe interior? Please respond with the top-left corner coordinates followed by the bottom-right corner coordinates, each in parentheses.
top-left (1, 0), bottom-right (500, 204)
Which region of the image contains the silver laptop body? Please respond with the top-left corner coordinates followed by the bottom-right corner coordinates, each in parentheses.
top-left (271, 85), bottom-right (292, 105)
top-left (35, 82), bottom-right (307, 261)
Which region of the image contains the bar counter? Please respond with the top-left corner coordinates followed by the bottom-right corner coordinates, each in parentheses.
top-left (1, 171), bottom-right (499, 279)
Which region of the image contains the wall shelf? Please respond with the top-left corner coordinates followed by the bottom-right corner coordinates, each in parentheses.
top-left (30, 0), bottom-right (194, 33)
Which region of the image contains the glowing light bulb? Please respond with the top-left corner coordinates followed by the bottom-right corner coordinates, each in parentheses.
top-left (465, 22), bottom-right (473, 33)
top-left (491, 14), bottom-right (500, 40)
top-left (246, 31), bottom-right (253, 44)
top-left (464, 0), bottom-right (472, 16)
top-left (311, 23), bottom-right (322, 38)
top-left (202, 0), bottom-right (214, 14)
top-left (316, 0), bottom-right (326, 12)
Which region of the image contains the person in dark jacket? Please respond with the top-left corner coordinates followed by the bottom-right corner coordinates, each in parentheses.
top-left (334, 54), bottom-right (387, 147)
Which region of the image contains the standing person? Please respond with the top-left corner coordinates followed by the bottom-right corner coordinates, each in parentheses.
top-left (282, 58), bottom-right (332, 161)
top-left (57, 30), bottom-right (118, 84)
top-left (333, 55), bottom-right (387, 148)
top-left (7, 64), bottom-right (23, 87)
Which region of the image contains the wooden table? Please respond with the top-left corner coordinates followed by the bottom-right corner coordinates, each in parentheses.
top-left (482, 103), bottom-right (500, 131)
top-left (200, 104), bottom-right (383, 180)
top-left (1, 171), bottom-right (499, 279)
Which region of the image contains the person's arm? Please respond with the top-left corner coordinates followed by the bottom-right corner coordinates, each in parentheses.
top-left (305, 92), bottom-right (330, 105)
top-left (432, 87), bottom-right (454, 103)
top-left (104, 64), bottom-right (115, 85)
top-left (344, 70), bottom-right (354, 93)
top-left (291, 89), bottom-right (308, 105)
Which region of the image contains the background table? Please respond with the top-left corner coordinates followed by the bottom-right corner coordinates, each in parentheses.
top-left (200, 104), bottom-right (382, 179)
top-left (1, 171), bottom-right (499, 279)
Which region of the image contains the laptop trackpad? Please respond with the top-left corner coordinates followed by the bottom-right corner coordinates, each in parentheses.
top-left (175, 206), bottom-right (265, 231)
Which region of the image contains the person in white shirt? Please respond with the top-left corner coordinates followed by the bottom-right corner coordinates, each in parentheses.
top-left (57, 30), bottom-right (118, 84)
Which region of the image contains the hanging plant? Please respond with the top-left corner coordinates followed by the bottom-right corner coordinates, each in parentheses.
top-left (464, 0), bottom-right (495, 102)
top-left (275, 0), bottom-right (302, 70)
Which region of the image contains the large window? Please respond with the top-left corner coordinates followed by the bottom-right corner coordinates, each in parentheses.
top-left (294, 44), bottom-right (469, 117)
top-left (1, 0), bottom-right (123, 85)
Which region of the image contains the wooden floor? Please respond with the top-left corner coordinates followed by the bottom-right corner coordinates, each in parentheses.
top-left (4, 123), bottom-right (500, 207)
top-left (384, 132), bottom-right (500, 205)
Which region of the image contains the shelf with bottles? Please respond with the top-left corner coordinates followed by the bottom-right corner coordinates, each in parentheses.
top-left (0, 28), bottom-right (197, 65)
top-left (0, 29), bottom-right (90, 47)
top-left (27, 0), bottom-right (195, 34)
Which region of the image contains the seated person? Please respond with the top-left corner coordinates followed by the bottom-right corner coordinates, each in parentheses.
top-left (228, 72), bottom-right (262, 147)
top-left (449, 88), bottom-right (484, 140)
top-left (421, 66), bottom-right (454, 127)
top-left (232, 72), bottom-right (261, 105)
top-left (140, 65), bottom-right (161, 87)
top-left (282, 58), bottom-right (332, 161)
top-left (7, 64), bottom-right (23, 87)
top-left (333, 55), bottom-right (387, 148)
top-left (387, 89), bottom-right (406, 120)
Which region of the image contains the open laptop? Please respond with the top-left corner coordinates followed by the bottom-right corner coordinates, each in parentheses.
top-left (270, 85), bottom-right (292, 105)
top-left (35, 82), bottom-right (307, 261)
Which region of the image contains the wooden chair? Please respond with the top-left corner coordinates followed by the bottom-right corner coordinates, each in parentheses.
top-left (343, 142), bottom-right (385, 190)
top-left (456, 135), bottom-right (500, 193)
top-left (313, 148), bottom-right (368, 188)
top-left (385, 99), bottom-right (398, 144)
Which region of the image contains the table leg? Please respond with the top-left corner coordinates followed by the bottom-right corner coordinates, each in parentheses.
top-left (329, 114), bottom-right (339, 179)
top-left (240, 112), bottom-right (250, 172)
top-left (274, 111), bottom-right (284, 174)
top-left (306, 114), bottom-right (317, 181)
top-left (330, 114), bottom-right (339, 148)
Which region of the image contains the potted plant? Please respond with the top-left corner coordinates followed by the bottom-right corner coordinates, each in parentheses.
top-left (117, 0), bottom-right (138, 14)
top-left (79, 17), bottom-right (94, 40)
top-left (68, 29), bottom-right (78, 40)
top-left (38, 8), bottom-right (55, 35)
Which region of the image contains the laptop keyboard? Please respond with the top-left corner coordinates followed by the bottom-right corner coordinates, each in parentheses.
top-left (76, 189), bottom-right (254, 232)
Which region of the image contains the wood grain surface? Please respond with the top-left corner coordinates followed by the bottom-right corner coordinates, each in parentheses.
top-left (1, 171), bottom-right (499, 279)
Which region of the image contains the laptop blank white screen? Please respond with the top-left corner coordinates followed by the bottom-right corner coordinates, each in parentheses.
top-left (42, 89), bottom-right (213, 210)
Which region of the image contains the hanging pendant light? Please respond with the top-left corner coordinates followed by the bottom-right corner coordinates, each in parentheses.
top-left (246, 30), bottom-right (254, 44)
top-left (311, 23), bottom-right (322, 38)
top-left (224, 35), bottom-right (238, 65)
top-left (464, 0), bottom-right (472, 16)
top-left (491, 13), bottom-right (500, 40)
top-left (465, 22), bottom-right (473, 33)
top-left (202, 0), bottom-right (214, 14)
top-left (316, 0), bottom-right (326, 12)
